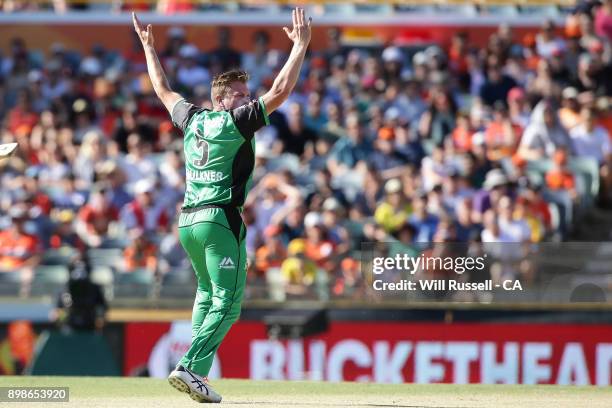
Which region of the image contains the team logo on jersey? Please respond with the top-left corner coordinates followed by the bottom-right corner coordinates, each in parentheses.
top-left (218, 257), bottom-right (235, 269)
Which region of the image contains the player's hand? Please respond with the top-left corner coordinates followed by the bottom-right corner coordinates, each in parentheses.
top-left (133, 12), bottom-right (154, 47)
top-left (283, 7), bottom-right (312, 48)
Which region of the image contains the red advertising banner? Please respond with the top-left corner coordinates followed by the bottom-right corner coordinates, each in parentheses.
top-left (124, 321), bottom-right (612, 386)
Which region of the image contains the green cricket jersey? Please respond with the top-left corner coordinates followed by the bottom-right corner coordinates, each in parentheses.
top-left (171, 97), bottom-right (270, 209)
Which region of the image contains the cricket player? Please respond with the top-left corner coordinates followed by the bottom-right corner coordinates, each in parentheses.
top-left (133, 7), bottom-right (311, 403)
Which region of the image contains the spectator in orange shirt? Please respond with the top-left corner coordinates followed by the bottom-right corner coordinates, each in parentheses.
top-left (303, 212), bottom-right (335, 271)
top-left (255, 225), bottom-right (287, 276)
top-left (75, 183), bottom-right (119, 248)
top-left (123, 228), bottom-right (157, 273)
top-left (484, 102), bottom-right (523, 162)
top-left (7, 90), bottom-right (38, 135)
top-left (0, 206), bottom-right (40, 273)
top-left (546, 149), bottom-right (578, 200)
top-left (451, 112), bottom-right (474, 153)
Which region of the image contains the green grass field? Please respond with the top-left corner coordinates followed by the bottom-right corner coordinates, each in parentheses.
top-left (0, 376), bottom-right (610, 407)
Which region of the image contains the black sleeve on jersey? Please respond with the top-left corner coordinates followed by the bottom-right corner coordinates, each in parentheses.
top-left (171, 99), bottom-right (203, 131)
top-left (229, 98), bottom-right (269, 141)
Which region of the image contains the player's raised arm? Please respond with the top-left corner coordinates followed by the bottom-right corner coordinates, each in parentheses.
top-left (132, 12), bottom-right (182, 114)
top-left (261, 7), bottom-right (312, 114)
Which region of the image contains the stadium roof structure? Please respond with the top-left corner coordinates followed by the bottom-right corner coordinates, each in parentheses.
top-left (0, 0), bottom-right (577, 26)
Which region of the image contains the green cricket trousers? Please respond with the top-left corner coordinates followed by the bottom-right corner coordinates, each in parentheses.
top-left (177, 205), bottom-right (247, 377)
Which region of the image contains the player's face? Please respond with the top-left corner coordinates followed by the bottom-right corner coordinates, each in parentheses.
top-left (222, 81), bottom-right (251, 110)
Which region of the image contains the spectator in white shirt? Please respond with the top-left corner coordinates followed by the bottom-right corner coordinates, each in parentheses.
top-left (570, 106), bottom-right (612, 164)
top-left (570, 106), bottom-right (612, 204)
top-left (176, 44), bottom-right (209, 89)
top-left (497, 196), bottom-right (531, 243)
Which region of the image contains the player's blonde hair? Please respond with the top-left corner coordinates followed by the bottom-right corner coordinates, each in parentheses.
top-left (211, 70), bottom-right (249, 103)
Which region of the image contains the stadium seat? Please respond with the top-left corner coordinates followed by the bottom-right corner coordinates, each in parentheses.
top-left (40, 248), bottom-right (77, 266)
top-left (159, 270), bottom-right (197, 298)
top-left (87, 248), bottom-right (124, 271)
top-left (91, 266), bottom-right (115, 301)
top-left (113, 269), bottom-right (154, 298)
top-left (265, 267), bottom-right (286, 302)
top-left (30, 265), bottom-right (69, 297)
top-left (99, 237), bottom-right (130, 250)
top-left (568, 157), bottom-right (600, 202)
top-left (526, 159), bottom-right (554, 175)
top-left (0, 271), bottom-right (23, 296)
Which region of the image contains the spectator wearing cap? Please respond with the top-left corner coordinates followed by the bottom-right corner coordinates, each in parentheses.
top-left (536, 20), bottom-right (566, 60)
top-left (472, 169), bottom-right (508, 222)
top-left (49, 209), bottom-right (85, 251)
top-left (518, 100), bottom-right (573, 161)
top-left (255, 225), bottom-right (287, 276)
top-left (176, 44), bottom-right (209, 90)
top-left (484, 101), bottom-right (523, 162)
top-left (321, 197), bottom-right (350, 254)
top-left (120, 178), bottom-right (169, 234)
top-left (0, 206), bottom-right (41, 273)
top-left (76, 183), bottom-right (119, 248)
top-left (281, 238), bottom-right (317, 297)
top-left (302, 211), bottom-right (335, 271)
top-left (369, 126), bottom-right (410, 172)
top-left (381, 46), bottom-right (406, 82)
top-left (374, 179), bottom-right (411, 234)
top-left (558, 87), bottom-right (582, 130)
top-left (98, 161), bottom-right (132, 211)
top-left (123, 228), bottom-right (158, 273)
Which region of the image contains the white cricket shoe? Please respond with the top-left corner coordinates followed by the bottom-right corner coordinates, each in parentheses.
top-left (168, 365), bottom-right (222, 403)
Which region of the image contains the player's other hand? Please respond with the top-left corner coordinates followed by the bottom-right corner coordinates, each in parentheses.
top-left (283, 7), bottom-right (312, 48)
top-left (133, 12), bottom-right (154, 47)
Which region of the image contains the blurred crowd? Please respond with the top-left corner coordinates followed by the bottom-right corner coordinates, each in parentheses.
top-left (1, 0), bottom-right (612, 300)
